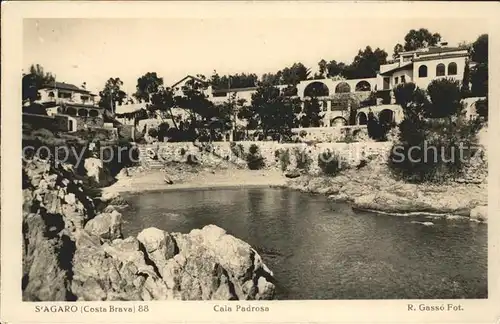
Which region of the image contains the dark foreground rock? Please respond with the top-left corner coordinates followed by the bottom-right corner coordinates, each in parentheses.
top-left (22, 158), bottom-right (275, 301)
top-left (284, 169), bottom-right (301, 179)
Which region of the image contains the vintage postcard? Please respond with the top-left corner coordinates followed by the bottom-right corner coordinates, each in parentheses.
top-left (1, 1), bottom-right (499, 323)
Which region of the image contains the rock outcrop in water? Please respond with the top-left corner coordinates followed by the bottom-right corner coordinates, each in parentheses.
top-left (286, 152), bottom-right (488, 221)
top-left (22, 158), bottom-right (275, 301)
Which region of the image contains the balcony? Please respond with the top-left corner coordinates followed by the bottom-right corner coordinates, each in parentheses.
top-left (43, 97), bottom-right (96, 106)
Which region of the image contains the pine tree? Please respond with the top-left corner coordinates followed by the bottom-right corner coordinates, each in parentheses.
top-left (461, 59), bottom-right (471, 98)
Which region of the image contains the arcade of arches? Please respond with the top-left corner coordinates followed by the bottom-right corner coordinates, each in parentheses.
top-left (303, 79), bottom-right (373, 98)
top-left (63, 106), bottom-right (103, 118)
top-left (356, 109), bottom-right (395, 125)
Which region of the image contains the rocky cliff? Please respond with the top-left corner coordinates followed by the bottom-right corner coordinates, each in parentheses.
top-left (22, 158), bottom-right (275, 301)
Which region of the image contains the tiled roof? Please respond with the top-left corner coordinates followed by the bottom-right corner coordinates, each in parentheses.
top-left (379, 62), bottom-right (413, 76)
top-left (171, 75), bottom-right (209, 89)
top-left (42, 81), bottom-right (90, 93)
top-left (399, 46), bottom-right (465, 56)
top-left (413, 52), bottom-right (468, 62)
top-left (115, 102), bottom-right (148, 115)
top-left (63, 103), bottom-right (103, 109)
top-left (212, 86), bottom-right (258, 94)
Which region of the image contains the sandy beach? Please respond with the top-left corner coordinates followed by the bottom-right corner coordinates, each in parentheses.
top-left (105, 166), bottom-right (288, 194)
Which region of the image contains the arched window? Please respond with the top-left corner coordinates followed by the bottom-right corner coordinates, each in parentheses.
top-left (355, 81), bottom-right (371, 92)
top-left (89, 109), bottom-right (99, 117)
top-left (66, 107), bottom-right (77, 116)
top-left (378, 109), bottom-right (395, 125)
top-left (436, 63), bottom-right (446, 77)
top-left (304, 82), bottom-right (329, 97)
top-left (48, 91), bottom-right (55, 98)
top-left (418, 65), bottom-right (428, 78)
top-left (78, 109), bottom-right (88, 117)
top-left (448, 62), bottom-right (457, 76)
top-left (330, 117), bottom-right (347, 127)
top-left (357, 112), bottom-right (368, 125)
top-left (335, 82), bottom-right (351, 93)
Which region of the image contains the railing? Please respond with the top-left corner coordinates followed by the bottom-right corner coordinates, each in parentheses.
top-left (42, 98), bottom-right (97, 106)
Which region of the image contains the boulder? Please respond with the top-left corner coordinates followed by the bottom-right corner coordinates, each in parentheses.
top-left (22, 213), bottom-right (70, 301)
top-left (353, 192), bottom-right (434, 214)
top-left (23, 158), bottom-right (276, 302)
top-left (115, 168), bottom-right (130, 180)
top-left (470, 205), bottom-right (487, 222)
top-left (137, 227), bottom-right (177, 268)
top-left (284, 169), bottom-right (301, 179)
top-left (164, 174), bottom-right (174, 185)
top-left (168, 225), bottom-right (275, 300)
top-left (84, 157), bottom-right (104, 183)
top-left (71, 229), bottom-right (164, 301)
top-left (84, 210), bottom-right (123, 241)
top-left (99, 190), bottom-right (128, 207)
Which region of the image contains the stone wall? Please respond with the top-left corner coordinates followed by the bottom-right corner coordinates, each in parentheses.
top-left (290, 126), bottom-right (368, 143)
top-left (74, 116), bottom-right (104, 130)
top-left (140, 141), bottom-right (392, 173)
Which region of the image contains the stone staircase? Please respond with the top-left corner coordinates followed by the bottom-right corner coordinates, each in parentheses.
top-left (137, 146), bottom-right (164, 169)
top-left (193, 141), bottom-right (247, 169)
top-left (136, 142), bottom-right (247, 170)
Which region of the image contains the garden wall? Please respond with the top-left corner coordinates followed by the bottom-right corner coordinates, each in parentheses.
top-left (139, 140), bottom-right (392, 174)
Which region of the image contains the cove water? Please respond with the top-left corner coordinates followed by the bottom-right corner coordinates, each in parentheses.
top-left (120, 188), bottom-right (487, 299)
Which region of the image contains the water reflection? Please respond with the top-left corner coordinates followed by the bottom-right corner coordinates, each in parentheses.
top-left (121, 188), bottom-right (487, 300)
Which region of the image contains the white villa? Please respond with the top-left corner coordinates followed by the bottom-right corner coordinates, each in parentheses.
top-left (115, 43), bottom-right (479, 141)
top-left (36, 81), bottom-right (98, 108)
top-left (31, 81), bottom-right (108, 132)
top-left (378, 43), bottom-right (469, 91)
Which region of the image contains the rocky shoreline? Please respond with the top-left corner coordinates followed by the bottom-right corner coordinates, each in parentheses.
top-left (105, 156), bottom-right (488, 224)
top-left (284, 160), bottom-right (488, 222)
top-left (136, 138), bottom-right (488, 222)
top-left (22, 158), bottom-right (276, 301)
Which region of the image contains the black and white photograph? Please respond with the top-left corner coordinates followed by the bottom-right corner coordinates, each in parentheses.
top-left (1, 2), bottom-right (499, 323)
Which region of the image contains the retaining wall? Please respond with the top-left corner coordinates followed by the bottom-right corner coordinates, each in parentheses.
top-left (139, 140), bottom-right (393, 173)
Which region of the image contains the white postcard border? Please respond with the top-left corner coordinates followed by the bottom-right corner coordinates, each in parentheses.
top-left (2, 2), bottom-right (500, 323)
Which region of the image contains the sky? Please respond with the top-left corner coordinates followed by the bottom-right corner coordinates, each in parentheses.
top-left (23, 18), bottom-right (489, 95)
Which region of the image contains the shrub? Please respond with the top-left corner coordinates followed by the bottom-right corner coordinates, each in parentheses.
top-left (318, 149), bottom-right (345, 176)
top-left (248, 143), bottom-right (259, 155)
top-left (299, 130), bottom-right (308, 138)
top-left (475, 98), bottom-right (488, 120)
top-left (157, 122), bottom-right (170, 141)
top-left (388, 116), bottom-right (483, 183)
top-left (230, 142), bottom-right (245, 159)
top-left (356, 159), bottom-right (368, 169)
top-left (246, 144), bottom-right (265, 170)
top-left (426, 78), bottom-right (461, 118)
top-left (389, 79), bottom-right (485, 183)
top-left (293, 148), bottom-right (313, 171)
top-left (275, 148), bottom-right (291, 171)
top-left (148, 128), bottom-right (158, 138)
top-left (338, 129), bottom-right (357, 143)
top-left (186, 153), bottom-right (200, 165)
top-left (360, 91), bottom-right (377, 107)
top-left (366, 112), bottom-right (390, 141)
top-left (32, 128), bottom-right (55, 139)
top-left (388, 140), bottom-right (457, 183)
